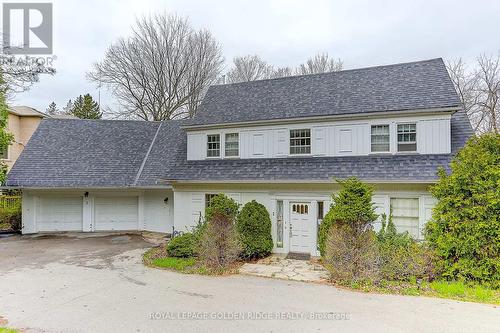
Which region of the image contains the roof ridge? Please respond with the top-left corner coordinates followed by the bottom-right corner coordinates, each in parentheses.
top-left (211, 58), bottom-right (444, 88)
top-left (132, 122), bottom-right (163, 186)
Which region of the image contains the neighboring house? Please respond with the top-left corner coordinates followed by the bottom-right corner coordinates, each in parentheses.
top-left (6, 58), bottom-right (472, 256)
top-left (2, 106), bottom-right (47, 170)
top-left (2, 106), bottom-right (78, 170)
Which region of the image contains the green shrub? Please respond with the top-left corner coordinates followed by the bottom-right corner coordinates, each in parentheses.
top-left (322, 178), bottom-right (379, 283)
top-left (319, 177), bottom-right (378, 256)
top-left (0, 203), bottom-right (22, 231)
top-left (325, 223), bottom-right (379, 284)
top-left (205, 193), bottom-right (239, 222)
top-left (236, 200), bottom-right (273, 259)
top-left (377, 213), bottom-right (436, 281)
top-left (199, 212), bottom-right (241, 272)
top-left (166, 233), bottom-right (196, 258)
top-left (426, 134), bottom-right (500, 287)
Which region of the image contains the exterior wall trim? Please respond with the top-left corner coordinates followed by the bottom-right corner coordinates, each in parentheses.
top-left (182, 107), bottom-right (459, 131)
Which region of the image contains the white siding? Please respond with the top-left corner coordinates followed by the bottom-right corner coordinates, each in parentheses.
top-left (187, 133), bottom-right (205, 160)
top-left (186, 113), bottom-right (452, 160)
top-left (312, 127), bottom-right (327, 155)
top-left (143, 191), bottom-right (174, 233)
top-left (417, 119), bottom-right (451, 154)
top-left (171, 187), bottom-right (437, 255)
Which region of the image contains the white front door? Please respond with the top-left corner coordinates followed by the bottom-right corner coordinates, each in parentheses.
top-left (289, 202), bottom-right (311, 253)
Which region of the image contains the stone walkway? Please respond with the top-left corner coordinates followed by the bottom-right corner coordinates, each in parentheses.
top-left (239, 255), bottom-right (329, 283)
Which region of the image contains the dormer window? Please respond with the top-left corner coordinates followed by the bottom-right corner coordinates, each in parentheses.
top-left (397, 123), bottom-right (417, 152)
top-left (207, 134), bottom-right (220, 157)
top-left (290, 129), bottom-right (311, 155)
top-left (225, 133), bottom-right (239, 157)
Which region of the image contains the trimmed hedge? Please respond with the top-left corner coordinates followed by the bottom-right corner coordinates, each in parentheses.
top-left (236, 200), bottom-right (273, 259)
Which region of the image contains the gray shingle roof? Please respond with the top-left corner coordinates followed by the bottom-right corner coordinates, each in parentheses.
top-left (6, 119), bottom-right (160, 187)
top-left (7, 110), bottom-right (472, 187)
top-left (190, 58), bottom-right (461, 126)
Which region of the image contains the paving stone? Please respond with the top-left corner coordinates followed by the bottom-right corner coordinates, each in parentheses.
top-left (240, 255), bottom-right (329, 283)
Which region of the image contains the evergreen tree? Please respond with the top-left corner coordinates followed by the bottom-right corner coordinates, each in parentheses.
top-left (426, 134), bottom-right (500, 286)
top-left (69, 94), bottom-right (102, 119)
top-left (46, 101), bottom-right (59, 115)
top-left (62, 99), bottom-right (73, 114)
top-left (0, 71), bottom-right (13, 184)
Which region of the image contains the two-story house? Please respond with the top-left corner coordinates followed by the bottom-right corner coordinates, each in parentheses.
top-left (6, 58), bottom-right (472, 256)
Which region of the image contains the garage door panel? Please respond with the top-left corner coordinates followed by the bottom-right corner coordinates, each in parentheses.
top-left (94, 197), bottom-right (138, 231)
top-left (37, 197), bottom-right (83, 232)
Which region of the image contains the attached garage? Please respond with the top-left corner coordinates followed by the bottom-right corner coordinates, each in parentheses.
top-left (94, 196), bottom-right (139, 231)
top-left (36, 196), bottom-right (83, 232)
top-left (21, 190), bottom-right (174, 234)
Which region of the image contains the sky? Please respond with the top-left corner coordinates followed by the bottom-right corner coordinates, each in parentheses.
top-left (7, 0), bottom-right (500, 113)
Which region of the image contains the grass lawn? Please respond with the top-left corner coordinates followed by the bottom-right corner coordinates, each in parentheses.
top-left (152, 257), bottom-right (197, 271)
top-left (350, 280), bottom-right (500, 305)
top-left (0, 328), bottom-right (20, 333)
top-left (143, 247), bottom-right (240, 275)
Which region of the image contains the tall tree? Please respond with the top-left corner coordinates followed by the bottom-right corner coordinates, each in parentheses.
top-left (296, 53), bottom-right (343, 75)
top-left (46, 101), bottom-right (59, 115)
top-left (447, 54), bottom-right (500, 134)
top-left (476, 54), bottom-right (500, 134)
top-left (62, 100), bottom-right (73, 114)
top-left (69, 94), bottom-right (102, 119)
top-left (226, 55), bottom-right (273, 83)
top-left (88, 13), bottom-right (223, 120)
top-left (0, 52), bottom-right (55, 93)
top-left (0, 71), bottom-right (13, 184)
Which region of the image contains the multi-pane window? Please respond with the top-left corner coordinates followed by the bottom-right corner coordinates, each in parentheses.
top-left (225, 133), bottom-right (239, 157)
top-left (207, 134), bottom-right (220, 157)
top-left (276, 200), bottom-right (283, 248)
top-left (390, 198), bottom-right (420, 239)
top-left (371, 125), bottom-right (390, 152)
top-left (205, 193), bottom-right (217, 209)
top-left (397, 123), bottom-right (417, 152)
top-left (289, 129), bottom-right (311, 155)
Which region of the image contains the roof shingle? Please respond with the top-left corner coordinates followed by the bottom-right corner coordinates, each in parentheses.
top-left (191, 58), bottom-right (460, 126)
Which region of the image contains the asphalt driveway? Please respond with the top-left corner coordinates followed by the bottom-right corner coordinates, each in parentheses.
top-left (0, 234), bottom-right (499, 333)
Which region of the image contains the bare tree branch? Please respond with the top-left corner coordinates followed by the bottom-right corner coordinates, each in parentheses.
top-left (226, 55), bottom-right (273, 83)
top-left (296, 53), bottom-right (343, 75)
top-left (447, 54), bottom-right (500, 134)
top-left (87, 13), bottom-right (223, 120)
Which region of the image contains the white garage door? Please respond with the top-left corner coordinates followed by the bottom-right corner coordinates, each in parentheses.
top-left (94, 197), bottom-right (138, 231)
top-left (37, 196), bottom-right (83, 232)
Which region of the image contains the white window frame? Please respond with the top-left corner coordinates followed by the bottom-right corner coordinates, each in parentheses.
top-left (370, 124), bottom-right (390, 153)
top-left (389, 197), bottom-right (420, 239)
top-left (289, 128), bottom-right (311, 155)
top-left (397, 123), bottom-right (417, 152)
top-left (224, 133), bottom-right (239, 158)
top-left (206, 134), bottom-right (221, 158)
